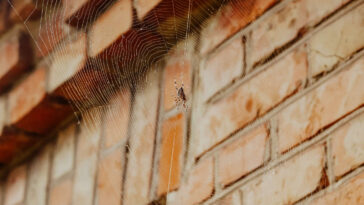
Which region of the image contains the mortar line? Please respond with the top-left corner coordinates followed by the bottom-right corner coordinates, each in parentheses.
top-left (202, 106), bottom-right (364, 204)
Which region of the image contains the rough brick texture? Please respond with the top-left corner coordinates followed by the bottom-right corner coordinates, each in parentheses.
top-left (0, 0), bottom-right (363, 205)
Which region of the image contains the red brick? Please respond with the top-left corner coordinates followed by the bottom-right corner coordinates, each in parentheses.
top-left (62, 0), bottom-right (113, 27)
top-left (25, 146), bottom-right (51, 205)
top-left (73, 108), bottom-right (102, 205)
top-left (331, 113), bottom-right (364, 178)
top-left (134, 0), bottom-right (162, 20)
top-left (9, 0), bottom-right (40, 23)
top-left (49, 179), bottom-right (72, 205)
top-left (158, 113), bottom-right (185, 196)
top-left (167, 158), bottom-right (214, 205)
top-left (218, 125), bottom-right (268, 187)
top-left (250, 0), bottom-right (350, 67)
top-left (200, 0), bottom-right (277, 55)
top-left (192, 49), bottom-right (306, 157)
top-left (0, 129), bottom-right (35, 163)
top-left (32, 11), bottom-right (71, 58)
top-left (214, 191), bottom-right (242, 205)
top-left (124, 70), bottom-right (160, 205)
top-left (0, 1), bottom-right (9, 34)
top-left (308, 3), bottom-right (364, 76)
top-left (200, 38), bottom-right (243, 102)
top-left (88, 0), bottom-right (132, 57)
top-left (7, 66), bottom-right (72, 134)
top-left (310, 171), bottom-right (364, 205)
top-left (277, 57), bottom-right (364, 153)
top-left (164, 41), bottom-right (193, 111)
top-left (103, 88), bottom-right (131, 149)
top-left (4, 165), bottom-right (27, 205)
top-left (97, 147), bottom-right (123, 205)
top-left (47, 32), bottom-right (87, 93)
top-left (242, 145), bottom-right (325, 205)
top-left (0, 27), bottom-right (33, 92)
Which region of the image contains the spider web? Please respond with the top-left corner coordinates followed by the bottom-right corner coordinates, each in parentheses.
top-left (3, 0), bottom-right (244, 204)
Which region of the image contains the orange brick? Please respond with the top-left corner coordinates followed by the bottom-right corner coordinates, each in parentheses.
top-left (250, 0), bottom-right (350, 67)
top-left (124, 70), bottom-right (160, 205)
top-left (331, 113), bottom-right (364, 178)
top-left (47, 32), bottom-right (87, 93)
top-left (308, 3), bottom-right (364, 76)
top-left (310, 171), bottom-right (364, 205)
top-left (277, 57), bottom-right (364, 153)
top-left (8, 67), bottom-right (46, 125)
top-left (134, 0), bottom-right (162, 20)
top-left (164, 42), bottom-right (193, 111)
top-left (200, 0), bottom-right (277, 55)
top-left (215, 191), bottom-right (242, 205)
top-left (200, 38), bottom-right (243, 102)
top-left (167, 158), bottom-right (214, 205)
top-left (9, 0), bottom-right (40, 23)
top-left (97, 147), bottom-right (123, 205)
top-left (193, 49), bottom-right (306, 157)
top-left (218, 125), bottom-right (268, 186)
top-left (49, 179), bottom-right (72, 205)
top-left (7, 66), bottom-right (72, 134)
top-left (62, 0), bottom-right (113, 26)
top-left (103, 88), bottom-right (131, 149)
top-left (0, 27), bottom-right (33, 92)
top-left (242, 145), bottom-right (325, 205)
top-left (88, 0), bottom-right (132, 57)
top-left (158, 113), bottom-right (185, 196)
top-left (4, 165), bottom-right (27, 205)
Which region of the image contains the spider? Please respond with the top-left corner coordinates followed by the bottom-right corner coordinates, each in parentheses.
top-left (174, 79), bottom-right (188, 111)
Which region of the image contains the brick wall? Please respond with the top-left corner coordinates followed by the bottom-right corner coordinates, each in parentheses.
top-left (0, 0), bottom-right (364, 205)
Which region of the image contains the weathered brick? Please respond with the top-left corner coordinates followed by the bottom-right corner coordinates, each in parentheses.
top-left (200, 38), bottom-right (243, 102)
top-left (7, 66), bottom-right (72, 134)
top-left (52, 124), bottom-right (76, 180)
top-left (134, 0), bottom-right (162, 20)
top-left (310, 171), bottom-right (364, 205)
top-left (96, 147), bottom-right (123, 205)
top-left (214, 191), bottom-right (242, 205)
top-left (192, 49), bottom-right (306, 157)
top-left (200, 0), bottom-right (277, 55)
top-left (62, 0), bottom-right (113, 26)
top-left (49, 179), bottom-right (72, 205)
top-left (158, 113), bottom-right (185, 196)
top-left (47, 32), bottom-right (87, 93)
top-left (331, 113), bottom-right (364, 178)
top-left (242, 145), bottom-right (325, 205)
top-left (250, 0), bottom-right (349, 67)
top-left (164, 41), bottom-right (192, 111)
top-left (88, 0), bottom-right (132, 57)
top-left (124, 70), bottom-right (159, 205)
top-left (0, 27), bottom-right (33, 92)
top-left (308, 3), bottom-right (364, 76)
top-left (4, 165), bottom-right (27, 205)
top-left (167, 158), bottom-right (214, 205)
top-left (277, 57), bottom-right (364, 153)
top-left (103, 88), bottom-right (131, 149)
top-left (8, 67), bottom-right (46, 125)
top-left (218, 125), bottom-right (268, 187)
top-left (72, 108), bottom-right (102, 205)
top-left (9, 0), bottom-right (40, 23)
top-left (25, 146), bottom-right (51, 205)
